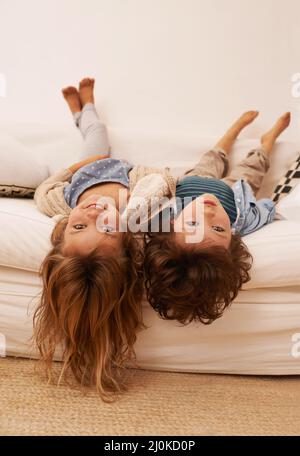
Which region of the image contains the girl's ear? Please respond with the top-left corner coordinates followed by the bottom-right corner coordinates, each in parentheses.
top-left (51, 216), bottom-right (69, 246)
top-left (52, 214), bottom-right (67, 223)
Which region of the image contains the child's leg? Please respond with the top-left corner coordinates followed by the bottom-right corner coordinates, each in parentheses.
top-left (214, 111), bottom-right (259, 154)
top-left (184, 111), bottom-right (259, 179)
top-left (74, 103), bottom-right (111, 159)
top-left (183, 148), bottom-right (229, 179)
top-left (62, 78), bottom-right (110, 159)
top-left (62, 86), bottom-right (82, 114)
top-left (222, 112), bottom-right (291, 195)
top-left (260, 112), bottom-right (291, 155)
top-left (221, 148), bottom-right (270, 196)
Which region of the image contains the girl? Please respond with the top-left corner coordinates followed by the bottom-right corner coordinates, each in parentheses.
top-left (33, 78), bottom-right (174, 401)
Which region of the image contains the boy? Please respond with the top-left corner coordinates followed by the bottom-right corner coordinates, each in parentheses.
top-left (143, 111), bottom-right (290, 324)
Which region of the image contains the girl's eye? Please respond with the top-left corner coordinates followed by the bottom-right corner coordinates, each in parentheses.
top-left (73, 224), bottom-right (86, 230)
top-left (98, 225), bottom-right (116, 233)
top-left (212, 225), bottom-right (225, 232)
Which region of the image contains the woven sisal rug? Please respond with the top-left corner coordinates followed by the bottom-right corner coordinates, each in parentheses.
top-left (0, 357), bottom-right (299, 436)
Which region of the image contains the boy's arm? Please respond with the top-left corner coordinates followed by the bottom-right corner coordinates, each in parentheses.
top-left (239, 199), bottom-right (276, 236)
top-left (232, 180), bottom-right (276, 236)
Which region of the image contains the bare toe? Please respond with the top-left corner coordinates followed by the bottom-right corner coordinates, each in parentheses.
top-left (271, 112), bottom-right (291, 136)
top-left (62, 86), bottom-right (82, 114)
top-left (79, 77), bottom-right (95, 105)
top-left (280, 112), bottom-right (291, 126)
top-left (79, 78), bottom-right (95, 89)
top-left (239, 110), bottom-right (259, 125)
top-left (62, 86), bottom-right (78, 97)
top-left (261, 112), bottom-right (291, 151)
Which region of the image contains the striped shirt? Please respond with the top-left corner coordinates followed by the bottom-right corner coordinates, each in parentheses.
top-left (175, 176), bottom-right (237, 225)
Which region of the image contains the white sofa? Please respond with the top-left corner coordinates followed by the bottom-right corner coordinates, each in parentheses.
top-left (1, 123), bottom-right (300, 374)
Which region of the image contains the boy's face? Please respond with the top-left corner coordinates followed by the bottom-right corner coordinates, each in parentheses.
top-left (173, 193), bottom-right (232, 249)
top-left (63, 194), bottom-right (124, 256)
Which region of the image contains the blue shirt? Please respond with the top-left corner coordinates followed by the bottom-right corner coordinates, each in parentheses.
top-left (230, 179), bottom-right (276, 236)
top-left (64, 158), bottom-right (132, 209)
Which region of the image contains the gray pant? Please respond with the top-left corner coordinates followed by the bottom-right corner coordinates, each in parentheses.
top-left (73, 103), bottom-right (111, 159)
top-left (72, 107), bottom-right (270, 197)
top-left (184, 147), bottom-right (270, 196)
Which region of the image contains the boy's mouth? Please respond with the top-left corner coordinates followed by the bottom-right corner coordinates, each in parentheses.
top-left (203, 200), bottom-right (217, 207)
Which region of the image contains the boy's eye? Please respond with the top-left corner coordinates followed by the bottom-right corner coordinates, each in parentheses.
top-left (185, 221), bottom-right (200, 227)
top-left (73, 224), bottom-right (86, 230)
top-left (212, 225), bottom-right (225, 232)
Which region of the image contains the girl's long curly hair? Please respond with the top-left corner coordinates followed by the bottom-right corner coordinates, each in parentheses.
top-left (33, 217), bottom-right (145, 402)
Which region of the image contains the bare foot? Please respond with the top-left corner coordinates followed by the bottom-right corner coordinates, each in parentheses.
top-left (79, 77), bottom-right (95, 106)
top-left (229, 110), bottom-right (259, 136)
top-left (261, 112), bottom-right (291, 155)
top-left (214, 110), bottom-right (259, 154)
top-left (62, 86), bottom-right (82, 114)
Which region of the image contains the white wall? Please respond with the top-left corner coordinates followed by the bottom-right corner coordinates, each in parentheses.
top-left (1, 0), bottom-right (300, 140)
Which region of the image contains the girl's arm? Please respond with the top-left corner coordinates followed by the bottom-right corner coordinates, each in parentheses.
top-left (122, 169), bottom-right (177, 226)
top-left (67, 153), bottom-right (110, 174)
top-left (35, 153), bottom-right (109, 217)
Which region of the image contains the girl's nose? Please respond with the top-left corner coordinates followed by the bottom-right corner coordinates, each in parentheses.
top-left (86, 207), bottom-right (104, 219)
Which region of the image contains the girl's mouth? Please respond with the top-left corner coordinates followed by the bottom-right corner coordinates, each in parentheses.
top-left (86, 203), bottom-right (103, 210)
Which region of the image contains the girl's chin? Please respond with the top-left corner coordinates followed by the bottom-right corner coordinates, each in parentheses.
top-left (81, 194), bottom-right (104, 208)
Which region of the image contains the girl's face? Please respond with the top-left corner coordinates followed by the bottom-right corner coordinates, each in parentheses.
top-left (173, 193), bottom-right (232, 249)
top-left (63, 194), bottom-right (125, 256)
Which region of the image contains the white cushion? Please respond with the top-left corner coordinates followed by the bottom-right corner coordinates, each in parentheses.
top-left (1, 196), bottom-right (300, 290)
top-left (0, 125), bottom-right (82, 191)
top-left (1, 124), bottom-right (300, 289)
top-left (0, 132), bottom-right (48, 190)
top-left (0, 198), bottom-right (54, 272)
top-left (243, 220), bottom-right (300, 289)
top-left (242, 182), bottom-right (300, 289)
top-left (1, 123), bottom-right (300, 199)
top-left (276, 182), bottom-right (300, 222)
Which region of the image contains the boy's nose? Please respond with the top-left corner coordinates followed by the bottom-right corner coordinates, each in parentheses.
top-left (204, 205), bottom-right (216, 214)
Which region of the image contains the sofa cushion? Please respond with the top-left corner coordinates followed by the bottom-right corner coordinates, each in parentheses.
top-left (1, 124), bottom-right (300, 289)
top-left (0, 198), bottom-right (54, 272)
top-left (1, 124), bottom-right (300, 199)
top-left (276, 179), bottom-right (300, 222)
top-left (0, 196), bottom-right (300, 289)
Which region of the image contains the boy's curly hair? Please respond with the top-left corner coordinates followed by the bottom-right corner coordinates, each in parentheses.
top-left (143, 232), bottom-right (252, 325)
top-left (33, 217), bottom-right (145, 402)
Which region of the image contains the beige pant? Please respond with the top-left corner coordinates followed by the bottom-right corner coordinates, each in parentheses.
top-left (184, 147), bottom-right (270, 196)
